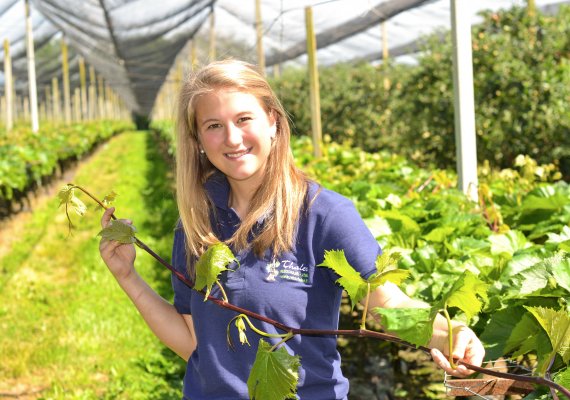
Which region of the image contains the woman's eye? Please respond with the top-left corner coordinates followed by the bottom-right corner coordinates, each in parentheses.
top-left (237, 116), bottom-right (252, 123)
top-left (207, 123), bottom-right (222, 130)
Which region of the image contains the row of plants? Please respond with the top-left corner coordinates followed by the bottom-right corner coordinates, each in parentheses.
top-left (292, 136), bottom-right (569, 399)
top-left (0, 121), bottom-right (134, 216)
top-left (271, 4), bottom-right (570, 179)
top-left (151, 120), bottom-right (568, 398)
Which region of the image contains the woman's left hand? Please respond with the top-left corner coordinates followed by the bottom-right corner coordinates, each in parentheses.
top-left (429, 325), bottom-right (485, 378)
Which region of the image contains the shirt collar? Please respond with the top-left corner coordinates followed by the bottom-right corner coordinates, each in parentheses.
top-left (204, 171), bottom-right (270, 225)
top-left (204, 171), bottom-right (231, 211)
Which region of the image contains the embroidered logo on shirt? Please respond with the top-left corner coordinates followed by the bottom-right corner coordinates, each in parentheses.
top-left (264, 259), bottom-right (310, 284)
top-left (265, 259), bottom-right (280, 282)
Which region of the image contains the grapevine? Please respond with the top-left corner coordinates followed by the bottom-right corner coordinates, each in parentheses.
top-left (59, 183), bottom-right (570, 399)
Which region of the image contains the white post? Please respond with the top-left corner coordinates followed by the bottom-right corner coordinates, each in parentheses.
top-left (25, 0), bottom-right (40, 132)
top-left (450, 0), bottom-right (478, 202)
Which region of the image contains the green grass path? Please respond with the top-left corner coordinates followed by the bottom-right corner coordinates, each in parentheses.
top-left (0, 131), bottom-right (185, 399)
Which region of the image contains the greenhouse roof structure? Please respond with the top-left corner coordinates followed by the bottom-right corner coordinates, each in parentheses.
top-left (0, 0), bottom-right (568, 116)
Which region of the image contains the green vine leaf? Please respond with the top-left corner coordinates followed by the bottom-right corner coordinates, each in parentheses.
top-left (318, 250), bottom-right (369, 309)
top-left (318, 250), bottom-right (409, 310)
top-left (439, 270), bottom-right (489, 322)
top-left (550, 254), bottom-right (570, 294)
top-left (58, 184), bottom-right (87, 216)
top-left (373, 307), bottom-right (437, 347)
top-left (102, 191), bottom-right (117, 207)
top-left (194, 243), bottom-right (238, 300)
top-left (97, 220), bottom-right (137, 244)
top-left (247, 339), bottom-right (300, 400)
top-left (368, 252), bottom-right (409, 287)
top-left (525, 306), bottom-right (570, 365)
top-left (546, 225), bottom-right (570, 252)
top-left (503, 312), bottom-right (549, 357)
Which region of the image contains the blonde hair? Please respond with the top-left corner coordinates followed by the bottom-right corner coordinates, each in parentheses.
top-left (176, 60), bottom-right (308, 276)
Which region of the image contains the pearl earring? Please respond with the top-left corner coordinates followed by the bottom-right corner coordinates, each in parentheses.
top-left (199, 149), bottom-right (205, 154)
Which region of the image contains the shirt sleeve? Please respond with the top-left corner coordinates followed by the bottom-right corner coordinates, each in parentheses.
top-left (317, 194), bottom-right (382, 280)
top-left (171, 225), bottom-right (194, 315)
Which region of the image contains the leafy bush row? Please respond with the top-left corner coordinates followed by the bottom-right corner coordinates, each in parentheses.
top-left (0, 121), bottom-right (134, 204)
top-left (292, 137), bottom-right (570, 398)
top-left (272, 5), bottom-right (570, 179)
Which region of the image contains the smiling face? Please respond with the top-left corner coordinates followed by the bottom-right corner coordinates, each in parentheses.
top-left (195, 88), bottom-right (277, 192)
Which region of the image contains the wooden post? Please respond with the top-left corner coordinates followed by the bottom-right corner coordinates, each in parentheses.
top-left (527, 0), bottom-right (536, 17)
top-left (381, 21), bottom-right (390, 90)
top-left (97, 75), bottom-right (106, 119)
top-left (88, 66), bottom-right (96, 120)
top-left (105, 85), bottom-right (113, 119)
top-left (110, 89), bottom-right (119, 120)
top-left (39, 99), bottom-right (47, 123)
top-left (305, 6), bottom-right (322, 158)
top-left (61, 38), bottom-right (72, 124)
top-left (190, 40), bottom-right (197, 70)
top-left (273, 64), bottom-right (280, 79)
top-left (25, 0), bottom-right (39, 132)
top-left (382, 22), bottom-right (389, 61)
top-left (0, 97), bottom-right (5, 126)
top-left (450, 0), bottom-right (478, 202)
top-left (73, 87), bottom-right (81, 122)
top-left (78, 57), bottom-right (87, 120)
top-left (3, 39), bottom-right (13, 132)
top-left (255, 0), bottom-right (265, 73)
top-left (44, 85), bottom-right (52, 122)
top-left (52, 77), bottom-right (61, 122)
top-left (44, 85), bottom-right (53, 122)
top-left (176, 60), bottom-right (184, 92)
top-left (209, 8), bottom-right (216, 61)
top-left (22, 96), bottom-right (29, 123)
top-left (527, 0), bottom-right (537, 48)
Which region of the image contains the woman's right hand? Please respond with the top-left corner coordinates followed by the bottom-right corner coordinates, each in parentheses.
top-left (99, 207), bottom-right (137, 282)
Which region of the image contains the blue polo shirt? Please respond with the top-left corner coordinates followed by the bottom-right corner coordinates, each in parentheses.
top-left (171, 173), bottom-right (381, 399)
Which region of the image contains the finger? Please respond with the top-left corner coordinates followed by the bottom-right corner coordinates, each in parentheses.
top-left (101, 207), bottom-right (115, 228)
top-left (99, 237), bottom-right (121, 252)
top-left (431, 348), bottom-right (451, 372)
top-left (431, 348), bottom-right (471, 378)
top-left (451, 327), bottom-right (470, 360)
top-left (461, 338), bottom-right (485, 372)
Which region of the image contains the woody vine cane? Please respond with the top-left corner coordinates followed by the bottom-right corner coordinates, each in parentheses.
top-left (59, 183), bottom-right (570, 399)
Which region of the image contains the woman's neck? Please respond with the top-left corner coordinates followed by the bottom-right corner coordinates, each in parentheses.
top-left (228, 182), bottom-right (257, 220)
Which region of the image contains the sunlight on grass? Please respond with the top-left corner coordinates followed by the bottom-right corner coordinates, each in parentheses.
top-left (0, 131), bottom-right (184, 398)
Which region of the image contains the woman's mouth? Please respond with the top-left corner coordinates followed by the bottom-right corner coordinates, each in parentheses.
top-left (225, 148), bottom-right (252, 159)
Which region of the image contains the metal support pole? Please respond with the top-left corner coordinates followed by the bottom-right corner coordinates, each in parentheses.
top-left (450, 0), bottom-right (478, 201)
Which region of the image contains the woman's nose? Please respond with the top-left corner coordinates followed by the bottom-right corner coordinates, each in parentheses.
top-left (224, 124), bottom-right (242, 147)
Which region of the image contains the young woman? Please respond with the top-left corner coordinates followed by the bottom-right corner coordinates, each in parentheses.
top-left (100, 59), bottom-right (484, 399)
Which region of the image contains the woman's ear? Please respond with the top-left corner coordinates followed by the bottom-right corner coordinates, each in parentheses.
top-left (268, 111), bottom-right (278, 139)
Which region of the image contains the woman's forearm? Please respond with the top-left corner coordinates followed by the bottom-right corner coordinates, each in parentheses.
top-left (116, 270), bottom-right (196, 361)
